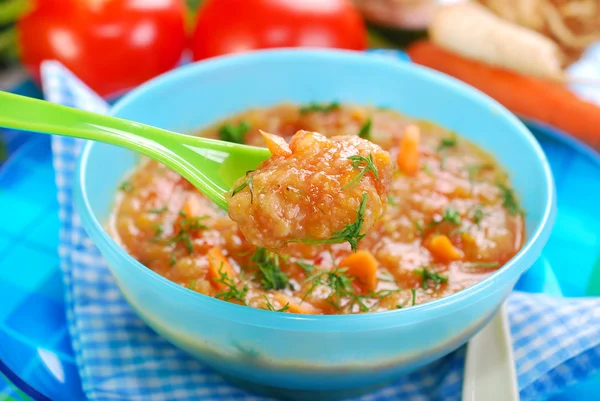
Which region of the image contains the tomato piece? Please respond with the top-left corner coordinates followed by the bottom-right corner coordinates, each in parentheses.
top-left (17, 0), bottom-right (187, 98)
top-left (191, 0), bottom-right (367, 61)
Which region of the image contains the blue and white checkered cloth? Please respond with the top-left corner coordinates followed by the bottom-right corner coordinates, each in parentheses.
top-left (41, 58), bottom-right (600, 401)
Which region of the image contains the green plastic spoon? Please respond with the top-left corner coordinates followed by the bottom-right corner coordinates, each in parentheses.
top-left (0, 91), bottom-right (270, 210)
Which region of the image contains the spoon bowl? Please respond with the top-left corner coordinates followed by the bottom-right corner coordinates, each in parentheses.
top-left (0, 91), bottom-right (270, 209)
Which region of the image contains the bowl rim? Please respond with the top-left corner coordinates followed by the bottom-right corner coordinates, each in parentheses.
top-left (75, 48), bottom-right (556, 331)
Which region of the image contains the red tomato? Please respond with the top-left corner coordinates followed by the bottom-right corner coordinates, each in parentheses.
top-left (191, 0), bottom-right (367, 61)
top-left (17, 0), bottom-right (187, 98)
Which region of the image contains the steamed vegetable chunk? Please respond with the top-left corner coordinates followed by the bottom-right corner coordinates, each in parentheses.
top-left (227, 130), bottom-right (392, 250)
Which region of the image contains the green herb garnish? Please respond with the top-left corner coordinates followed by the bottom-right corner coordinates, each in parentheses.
top-left (263, 296), bottom-right (290, 312)
top-left (437, 134), bottom-right (457, 151)
top-left (296, 260), bottom-right (317, 275)
top-left (231, 171), bottom-right (255, 202)
top-left (168, 215), bottom-right (209, 254)
top-left (148, 206), bottom-right (167, 214)
top-left (219, 121), bottom-right (250, 144)
top-left (387, 195), bottom-right (398, 206)
top-left (467, 164), bottom-right (482, 184)
top-left (303, 266), bottom-right (368, 311)
top-left (251, 248), bottom-right (289, 290)
top-left (299, 101), bottom-right (340, 114)
top-left (472, 205), bottom-right (484, 225)
top-left (415, 220), bottom-right (424, 236)
top-left (414, 267), bottom-right (448, 290)
top-left (358, 118), bottom-right (372, 140)
top-left (152, 224), bottom-right (164, 240)
top-left (442, 207), bottom-right (462, 225)
top-left (169, 252), bottom-right (176, 266)
top-left (118, 180), bottom-right (133, 192)
top-left (411, 288), bottom-right (417, 306)
top-left (497, 183), bottom-right (521, 215)
top-left (343, 154), bottom-right (379, 190)
top-left (214, 265), bottom-right (248, 303)
top-left (187, 279), bottom-right (196, 290)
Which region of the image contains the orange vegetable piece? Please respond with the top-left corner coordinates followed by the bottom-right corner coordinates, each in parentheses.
top-left (397, 124), bottom-right (420, 175)
top-left (260, 130), bottom-right (292, 156)
top-left (274, 293), bottom-right (320, 314)
top-left (339, 250), bottom-right (379, 292)
top-left (407, 40), bottom-right (600, 150)
top-left (428, 235), bottom-right (464, 262)
top-left (207, 247), bottom-right (237, 290)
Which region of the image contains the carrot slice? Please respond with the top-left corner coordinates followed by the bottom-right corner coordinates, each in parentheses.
top-left (407, 40), bottom-right (600, 150)
top-left (260, 130), bottom-right (292, 156)
top-left (339, 250), bottom-right (379, 292)
top-left (274, 293), bottom-right (321, 314)
top-left (397, 124), bottom-right (420, 175)
top-left (427, 235), bottom-right (464, 262)
top-left (207, 247), bottom-right (236, 290)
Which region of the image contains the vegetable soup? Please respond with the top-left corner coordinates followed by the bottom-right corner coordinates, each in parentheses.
top-left (109, 103), bottom-right (524, 315)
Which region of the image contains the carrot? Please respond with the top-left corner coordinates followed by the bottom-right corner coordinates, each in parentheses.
top-left (397, 124), bottom-right (420, 175)
top-left (207, 247), bottom-right (237, 290)
top-left (260, 130), bottom-right (292, 156)
top-left (339, 250), bottom-right (379, 292)
top-left (274, 293), bottom-right (321, 314)
top-left (427, 234), bottom-right (464, 262)
top-left (407, 41), bottom-right (600, 150)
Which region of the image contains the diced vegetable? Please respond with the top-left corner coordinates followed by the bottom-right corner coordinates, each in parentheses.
top-left (260, 130), bottom-right (292, 156)
top-left (397, 124), bottom-right (420, 175)
top-left (207, 247), bottom-right (237, 290)
top-left (427, 235), bottom-right (464, 261)
top-left (339, 250), bottom-right (379, 292)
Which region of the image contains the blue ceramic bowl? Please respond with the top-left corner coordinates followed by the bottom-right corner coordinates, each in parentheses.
top-left (74, 49), bottom-right (556, 392)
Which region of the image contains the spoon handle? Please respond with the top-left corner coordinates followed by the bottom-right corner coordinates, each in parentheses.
top-left (0, 91), bottom-right (270, 210)
top-left (0, 90), bottom-right (184, 156)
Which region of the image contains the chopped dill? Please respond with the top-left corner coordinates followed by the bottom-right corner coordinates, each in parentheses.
top-left (414, 267), bottom-right (448, 290)
top-left (358, 118), bottom-right (372, 140)
top-left (251, 248), bottom-right (289, 290)
top-left (343, 154), bottom-right (379, 190)
top-left (299, 101), bottom-right (340, 114)
top-left (219, 121), bottom-right (250, 144)
top-left (263, 295), bottom-right (290, 312)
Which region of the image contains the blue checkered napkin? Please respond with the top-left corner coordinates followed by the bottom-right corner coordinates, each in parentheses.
top-left (41, 59), bottom-right (600, 401)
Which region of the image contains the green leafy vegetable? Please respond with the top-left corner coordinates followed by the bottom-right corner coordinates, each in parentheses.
top-left (343, 154), bottom-right (379, 190)
top-left (497, 183), bottom-right (522, 215)
top-left (219, 121), bottom-right (251, 144)
top-left (296, 260), bottom-right (317, 275)
top-left (472, 205), bottom-right (484, 225)
top-left (299, 101), bottom-right (340, 114)
top-left (231, 171), bottom-right (255, 202)
top-left (148, 206), bottom-right (167, 214)
top-left (442, 207), bottom-right (462, 225)
top-left (118, 180), bottom-right (133, 192)
top-left (414, 267), bottom-right (448, 290)
top-left (437, 134), bottom-right (457, 151)
top-left (387, 195), bottom-right (398, 206)
top-left (214, 265), bottom-right (248, 303)
top-left (358, 118), bottom-right (372, 140)
top-left (187, 279), bottom-right (196, 290)
top-left (251, 248), bottom-right (289, 290)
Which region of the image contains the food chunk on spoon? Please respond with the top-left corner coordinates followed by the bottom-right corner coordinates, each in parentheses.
top-left (227, 130), bottom-right (393, 250)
